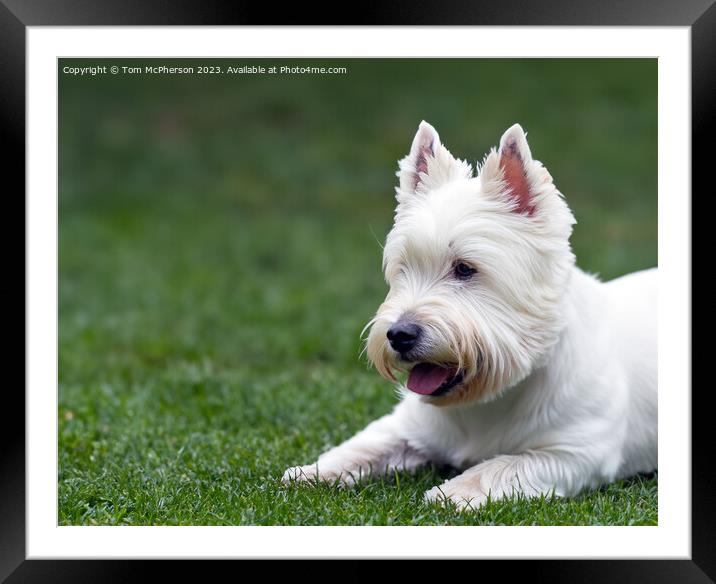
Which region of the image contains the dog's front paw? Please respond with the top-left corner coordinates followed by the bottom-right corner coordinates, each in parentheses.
top-left (281, 463), bottom-right (353, 486)
top-left (424, 478), bottom-right (488, 512)
top-left (282, 463), bottom-right (321, 484)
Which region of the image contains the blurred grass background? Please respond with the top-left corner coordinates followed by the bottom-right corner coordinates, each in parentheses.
top-left (58, 59), bottom-right (657, 525)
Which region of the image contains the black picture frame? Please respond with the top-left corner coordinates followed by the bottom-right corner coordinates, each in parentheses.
top-left (6, 1), bottom-right (706, 580)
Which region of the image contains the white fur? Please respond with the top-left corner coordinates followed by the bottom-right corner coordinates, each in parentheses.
top-left (282, 122), bottom-right (657, 511)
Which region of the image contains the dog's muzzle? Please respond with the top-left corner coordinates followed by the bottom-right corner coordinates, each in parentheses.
top-left (386, 321), bottom-right (422, 357)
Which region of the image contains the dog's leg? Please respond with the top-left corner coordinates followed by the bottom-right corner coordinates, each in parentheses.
top-left (424, 449), bottom-right (598, 512)
top-left (282, 412), bottom-right (427, 487)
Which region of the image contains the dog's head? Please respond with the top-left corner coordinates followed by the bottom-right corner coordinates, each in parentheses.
top-left (365, 122), bottom-right (576, 406)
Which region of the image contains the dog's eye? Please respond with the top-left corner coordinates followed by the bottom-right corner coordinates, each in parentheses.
top-left (453, 262), bottom-right (477, 280)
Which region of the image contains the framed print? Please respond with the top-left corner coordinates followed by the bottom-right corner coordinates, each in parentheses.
top-left (7, 0), bottom-right (708, 580)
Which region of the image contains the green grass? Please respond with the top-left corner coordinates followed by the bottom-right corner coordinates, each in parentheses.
top-left (58, 58), bottom-right (657, 525)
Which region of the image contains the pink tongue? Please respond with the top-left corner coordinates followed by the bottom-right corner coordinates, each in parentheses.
top-left (407, 363), bottom-right (454, 395)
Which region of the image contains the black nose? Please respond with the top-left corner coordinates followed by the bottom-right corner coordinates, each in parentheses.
top-left (387, 322), bottom-right (422, 355)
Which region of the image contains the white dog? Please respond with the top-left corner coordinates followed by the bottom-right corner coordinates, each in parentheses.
top-left (283, 121), bottom-right (657, 510)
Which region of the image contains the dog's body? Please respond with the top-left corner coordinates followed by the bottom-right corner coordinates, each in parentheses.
top-left (283, 122), bottom-right (657, 510)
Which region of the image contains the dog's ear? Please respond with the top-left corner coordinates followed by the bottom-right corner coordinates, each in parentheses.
top-left (398, 121), bottom-right (472, 196)
top-left (480, 124), bottom-right (553, 215)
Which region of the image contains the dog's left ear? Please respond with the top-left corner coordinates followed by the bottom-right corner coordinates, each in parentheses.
top-left (480, 124), bottom-right (554, 215)
top-left (398, 121), bottom-right (472, 196)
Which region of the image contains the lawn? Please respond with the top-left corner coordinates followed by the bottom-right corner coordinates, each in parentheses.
top-left (58, 58), bottom-right (657, 525)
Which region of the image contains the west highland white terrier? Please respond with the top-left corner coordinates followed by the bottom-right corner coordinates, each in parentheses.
top-left (283, 121), bottom-right (657, 510)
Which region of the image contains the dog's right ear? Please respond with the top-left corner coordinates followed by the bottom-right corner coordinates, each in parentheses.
top-left (398, 121), bottom-right (472, 196)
